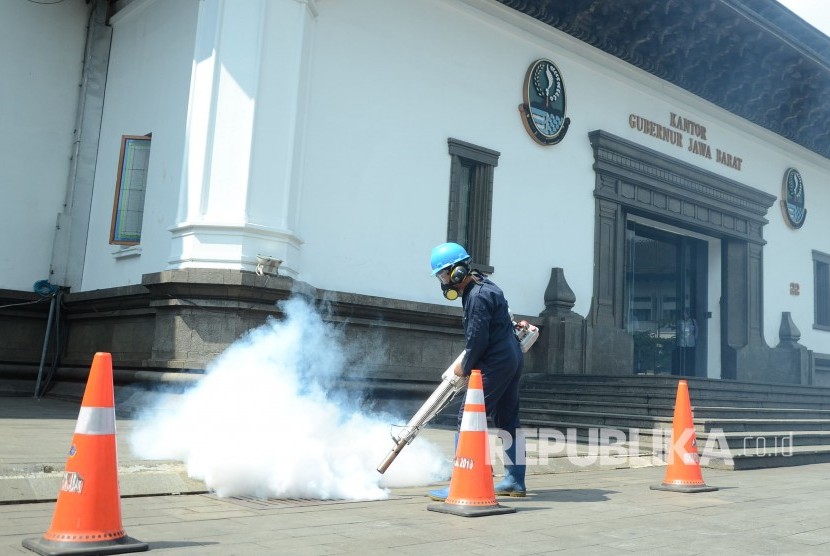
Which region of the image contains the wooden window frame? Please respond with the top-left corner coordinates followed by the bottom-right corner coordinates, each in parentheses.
top-left (109, 134), bottom-right (151, 245)
top-left (814, 250), bottom-right (830, 331)
top-left (446, 138), bottom-right (499, 274)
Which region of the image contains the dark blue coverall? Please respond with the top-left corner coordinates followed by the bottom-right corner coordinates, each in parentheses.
top-left (458, 276), bottom-right (524, 465)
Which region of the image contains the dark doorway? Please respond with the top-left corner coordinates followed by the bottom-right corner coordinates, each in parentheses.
top-left (624, 221), bottom-right (708, 376)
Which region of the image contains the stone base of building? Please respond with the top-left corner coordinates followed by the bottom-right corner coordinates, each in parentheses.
top-left (0, 268), bottom-right (821, 391)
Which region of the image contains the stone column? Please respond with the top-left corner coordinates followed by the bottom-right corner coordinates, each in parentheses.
top-left (168, 0), bottom-right (314, 277)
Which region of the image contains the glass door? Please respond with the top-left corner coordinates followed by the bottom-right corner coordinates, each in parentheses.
top-left (624, 221), bottom-right (707, 376)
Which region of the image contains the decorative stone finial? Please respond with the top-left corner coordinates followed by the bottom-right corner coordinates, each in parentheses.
top-left (778, 311), bottom-right (801, 348)
top-left (540, 268), bottom-right (576, 318)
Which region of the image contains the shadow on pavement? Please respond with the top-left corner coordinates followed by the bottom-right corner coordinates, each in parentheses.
top-left (149, 541), bottom-right (219, 549)
top-left (523, 488), bottom-right (619, 502)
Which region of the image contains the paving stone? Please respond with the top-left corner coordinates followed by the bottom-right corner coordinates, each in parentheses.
top-left (7, 397), bottom-right (830, 554)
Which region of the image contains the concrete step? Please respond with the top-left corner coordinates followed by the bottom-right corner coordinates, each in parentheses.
top-left (517, 420), bottom-right (830, 448)
top-left (694, 444), bottom-right (830, 471)
top-left (523, 374), bottom-right (830, 393)
top-left (697, 417), bottom-right (830, 433)
top-left (523, 383), bottom-right (830, 405)
top-left (522, 410), bottom-right (830, 434)
top-left (520, 408), bottom-right (675, 430)
top-left (522, 374), bottom-right (830, 398)
top-left (0, 461), bottom-right (208, 504)
top-left (521, 389), bottom-right (830, 409)
top-left (521, 398), bottom-right (830, 420)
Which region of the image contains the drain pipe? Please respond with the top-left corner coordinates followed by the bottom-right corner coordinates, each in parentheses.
top-left (50, 0), bottom-right (112, 290)
top-left (34, 295), bottom-right (57, 399)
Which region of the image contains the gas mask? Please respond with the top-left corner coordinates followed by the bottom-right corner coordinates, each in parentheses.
top-left (441, 283), bottom-right (460, 301)
top-left (436, 267), bottom-right (461, 301)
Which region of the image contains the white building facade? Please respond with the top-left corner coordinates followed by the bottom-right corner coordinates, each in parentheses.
top-left (2, 0), bottom-right (828, 385)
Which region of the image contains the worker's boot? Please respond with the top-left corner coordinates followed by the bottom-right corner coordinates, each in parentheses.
top-left (494, 465), bottom-right (526, 497)
top-left (494, 439), bottom-right (526, 496)
top-left (427, 485), bottom-right (450, 501)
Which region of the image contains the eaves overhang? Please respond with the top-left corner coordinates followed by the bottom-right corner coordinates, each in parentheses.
top-left (498, 0), bottom-right (830, 161)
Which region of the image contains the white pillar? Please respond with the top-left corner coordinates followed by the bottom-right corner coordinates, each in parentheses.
top-left (169, 0), bottom-right (314, 277)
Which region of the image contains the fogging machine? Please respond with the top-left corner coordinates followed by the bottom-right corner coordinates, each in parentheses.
top-left (376, 319), bottom-right (539, 473)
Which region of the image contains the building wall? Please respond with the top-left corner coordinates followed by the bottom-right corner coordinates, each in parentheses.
top-left (81, 0), bottom-right (199, 290)
top-left (298, 0), bottom-right (597, 313)
top-left (0, 0), bottom-right (89, 291)
top-left (300, 0), bottom-right (830, 352)
top-left (14, 0), bottom-right (829, 363)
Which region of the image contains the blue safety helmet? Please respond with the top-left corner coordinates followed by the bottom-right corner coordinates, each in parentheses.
top-left (430, 242), bottom-right (471, 276)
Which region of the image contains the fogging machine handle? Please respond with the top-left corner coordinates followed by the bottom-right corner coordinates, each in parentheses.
top-left (377, 352), bottom-right (467, 474)
top-left (376, 319), bottom-right (539, 474)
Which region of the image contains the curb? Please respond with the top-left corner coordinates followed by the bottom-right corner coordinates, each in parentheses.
top-left (0, 463), bottom-right (208, 504)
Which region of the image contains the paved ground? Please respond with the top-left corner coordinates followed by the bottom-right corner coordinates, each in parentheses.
top-left (0, 395), bottom-right (205, 503)
top-left (3, 395), bottom-right (830, 555)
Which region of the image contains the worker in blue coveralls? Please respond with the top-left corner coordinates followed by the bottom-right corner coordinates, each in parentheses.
top-left (427, 242), bottom-right (526, 501)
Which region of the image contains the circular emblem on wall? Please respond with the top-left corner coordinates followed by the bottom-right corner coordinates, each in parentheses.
top-left (519, 59), bottom-right (570, 145)
top-left (781, 168), bottom-right (807, 229)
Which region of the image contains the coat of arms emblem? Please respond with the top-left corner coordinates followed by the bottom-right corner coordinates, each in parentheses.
top-left (781, 168), bottom-right (807, 229)
top-left (519, 59), bottom-right (570, 145)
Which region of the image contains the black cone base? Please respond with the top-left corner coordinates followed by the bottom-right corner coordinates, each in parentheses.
top-left (427, 502), bottom-right (516, 517)
top-left (650, 483), bottom-right (719, 493)
top-left (22, 535), bottom-right (149, 556)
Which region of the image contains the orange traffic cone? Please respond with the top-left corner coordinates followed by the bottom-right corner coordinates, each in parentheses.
top-left (650, 379), bottom-right (718, 493)
top-left (428, 370), bottom-right (516, 517)
top-left (23, 352), bottom-right (148, 556)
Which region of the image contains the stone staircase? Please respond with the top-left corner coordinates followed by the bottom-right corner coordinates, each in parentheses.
top-left (519, 374), bottom-right (830, 470)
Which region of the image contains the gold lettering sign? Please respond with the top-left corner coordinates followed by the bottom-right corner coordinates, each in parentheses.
top-left (628, 112), bottom-right (743, 171)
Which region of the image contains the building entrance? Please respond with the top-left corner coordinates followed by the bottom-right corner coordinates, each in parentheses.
top-left (624, 221), bottom-right (708, 376)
